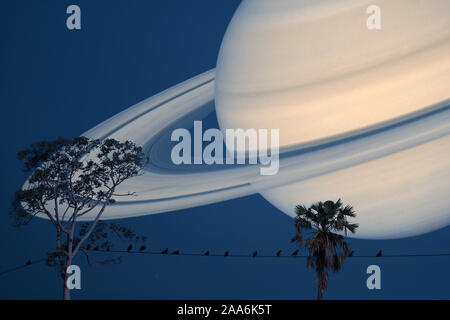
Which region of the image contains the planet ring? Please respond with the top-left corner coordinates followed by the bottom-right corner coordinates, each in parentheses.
top-left (77, 69), bottom-right (450, 237)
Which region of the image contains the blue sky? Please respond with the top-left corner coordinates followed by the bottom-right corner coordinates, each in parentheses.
top-left (1, 0), bottom-right (449, 299)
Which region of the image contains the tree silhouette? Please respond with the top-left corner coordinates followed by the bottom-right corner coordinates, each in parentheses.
top-left (10, 136), bottom-right (146, 300)
top-left (293, 199), bottom-right (358, 300)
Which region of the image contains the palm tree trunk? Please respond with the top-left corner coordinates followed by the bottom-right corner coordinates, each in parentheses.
top-left (317, 284), bottom-right (323, 300)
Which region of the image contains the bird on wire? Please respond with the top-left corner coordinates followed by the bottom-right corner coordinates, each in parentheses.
top-left (161, 248), bottom-right (168, 254)
top-left (252, 251), bottom-right (258, 258)
top-left (139, 246), bottom-right (147, 252)
top-left (127, 244), bottom-right (133, 252)
top-left (276, 250), bottom-right (282, 257)
top-left (292, 249), bottom-right (299, 256)
top-left (224, 251), bottom-right (229, 257)
top-left (204, 251), bottom-right (210, 256)
top-left (376, 250), bottom-right (383, 257)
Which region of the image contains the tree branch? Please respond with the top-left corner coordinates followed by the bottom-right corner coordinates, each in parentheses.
top-left (72, 189), bottom-right (114, 257)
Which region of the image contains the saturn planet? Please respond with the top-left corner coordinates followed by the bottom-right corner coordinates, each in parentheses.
top-left (36, 0), bottom-right (450, 239)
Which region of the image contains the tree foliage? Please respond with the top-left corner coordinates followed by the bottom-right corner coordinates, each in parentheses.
top-left (10, 136), bottom-right (146, 299)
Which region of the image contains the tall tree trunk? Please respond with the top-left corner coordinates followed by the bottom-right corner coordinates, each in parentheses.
top-left (63, 228), bottom-right (74, 300)
top-left (63, 255), bottom-right (72, 300)
top-left (63, 278), bottom-right (71, 300)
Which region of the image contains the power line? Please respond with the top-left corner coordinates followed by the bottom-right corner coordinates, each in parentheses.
top-left (0, 258), bottom-right (46, 277)
top-left (91, 249), bottom-right (450, 259)
top-left (2, 249), bottom-right (450, 278)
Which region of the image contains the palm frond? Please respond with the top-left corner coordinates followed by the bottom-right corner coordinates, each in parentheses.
top-left (340, 204), bottom-right (356, 218)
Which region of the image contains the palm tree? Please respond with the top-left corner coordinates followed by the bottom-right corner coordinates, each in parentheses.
top-left (293, 199), bottom-right (358, 300)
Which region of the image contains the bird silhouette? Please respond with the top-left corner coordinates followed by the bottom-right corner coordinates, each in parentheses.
top-left (161, 248), bottom-right (168, 254)
top-left (127, 244), bottom-right (133, 252)
top-left (25, 260), bottom-right (32, 265)
top-left (349, 250), bottom-right (354, 257)
top-left (106, 247), bottom-right (111, 252)
top-left (204, 251), bottom-right (210, 256)
top-left (139, 246), bottom-right (147, 252)
top-left (252, 251), bottom-right (258, 258)
top-left (224, 251), bottom-right (229, 257)
top-left (276, 250), bottom-right (282, 257)
top-left (376, 250), bottom-right (382, 257)
top-left (292, 249), bottom-right (299, 256)
top-left (172, 250), bottom-right (180, 255)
